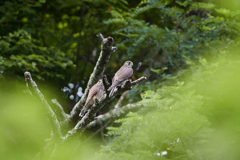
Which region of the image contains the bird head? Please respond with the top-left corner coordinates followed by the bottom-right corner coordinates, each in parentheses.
top-left (97, 79), bottom-right (103, 84)
top-left (124, 61), bottom-right (133, 68)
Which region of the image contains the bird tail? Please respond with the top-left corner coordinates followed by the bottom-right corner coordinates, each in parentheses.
top-left (108, 80), bottom-right (124, 97)
top-left (107, 85), bottom-right (114, 91)
top-left (79, 103), bottom-right (88, 117)
top-left (108, 84), bottom-right (114, 97)
top-left (79, 108), bottom-right (85, 117)
top-left (109, 87), bottom-right (116, 97)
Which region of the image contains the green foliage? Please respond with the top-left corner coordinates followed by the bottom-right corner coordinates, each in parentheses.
top-left (105, 0), bottom-right (240, 84)
top-left (1, 0), bottom-right (240, 104)
top-left (1, 1), bottom-right (240, 159)
top-left (98, 50), bottom-right (240, 159)
top-left (0, 82), bottom-right (49, 159)
top-left (0, 82), bottom-right (99, 160)
top-left (0, 30), bottom-right (74, 81)
top-left (0, 0), bottom-right (131, 102)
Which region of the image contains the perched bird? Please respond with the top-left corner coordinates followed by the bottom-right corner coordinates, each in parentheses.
top-left (108, 61), bottom-right (133, 97)
top-left (79, 79), bottom-right (105, 117)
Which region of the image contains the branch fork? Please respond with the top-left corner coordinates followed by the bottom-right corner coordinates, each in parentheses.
top-left (69, 33), bottom-right (117, 120)
top-left (23, 33), bottom-right (147, 141)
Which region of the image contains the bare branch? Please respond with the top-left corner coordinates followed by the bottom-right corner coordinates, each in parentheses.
top-left (51, 99), bottom-right (70, 122)
top-left (111, 47), bottom-right (117, 52)
top-left (131, 76), bottom-right (147, 86)
top-left (87, 103), bottom-right (143, 128)
top-left (109, 76), bottom-right (147, 97)
top-left (23, 32), bottom-right (147, 142)
top-left (102, 75), bottom-right (111, 88)
top-left (64, 96), bottom-right (115, 139)
top-left (64, 76), bottom-right (146, 139)
top-left (84, 120), bottom-right (111, 143)
top-left (114, 91), bottom-right (129, 109)
top-left (64, 109), bottom-right (92, 139)
top-left (96, 33), bottom-right (104, 42)
top-left (70, 33), bottom-right (117, 120)
top-left (102, 74), bottom-right (110, 96)
top-left (136, 62), bottom-right (142, 71)
top-left (24, 71), bottom-right (63, 140)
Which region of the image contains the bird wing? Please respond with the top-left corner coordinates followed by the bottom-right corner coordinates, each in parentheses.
top-left (83, 82), bottom-right (101, 108)
top-left (108, 66), bottom-right (133, 91)
top-left (80, 82), bottom-right (103, 116)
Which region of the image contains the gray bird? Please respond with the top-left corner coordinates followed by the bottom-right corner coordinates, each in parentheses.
top-left (79, 79), bottom-right (105, 117)
top-left (108, 61), bottom-right (133, 97)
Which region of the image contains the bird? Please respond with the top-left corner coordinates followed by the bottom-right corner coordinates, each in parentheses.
top-left (79, 79), bottom-right (105, 117)
top-left (108, 61), bottom-right (133, 97)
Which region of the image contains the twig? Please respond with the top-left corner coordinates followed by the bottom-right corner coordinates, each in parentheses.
top-left (51, 99), bottom-right (70, 122)
top-left (24, 71), bottom-right (63, 140)
top-left (114, 91), bottom-right (129, 109)
top-left (131, 77), bottom-right (147, 86)
top-left (64, 108), bottom-right (92, 139)
top-left (49, 144), bottom-right (57, 160)
top-left (69, 33), bottom-right (117, 120)
top-left (102, 74), bottom-right (111, 93)
top-left (34, 141), bottom-right (53, 160)
top-left (83, 120), bottom-right (111, 143)
top-left (86, 103), bottom-right (143, 128)
top-left (64, 76), bottom-right (146, 139)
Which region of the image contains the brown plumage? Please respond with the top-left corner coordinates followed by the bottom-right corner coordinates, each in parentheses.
top-left (79, 79), bottom-right (105, 117)
top-left (108, 61), bottom-right (133, 97)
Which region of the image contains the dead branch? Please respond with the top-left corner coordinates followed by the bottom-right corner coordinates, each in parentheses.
top-left (69, 33), bottom-right (117, 120)
top-left (114, 91), bottom-right (129, 109)
top-left (24, 71), bottom-right (63, 140)
top-left (131, 76), bottom-right (147, 85)
top-left (102, 74), bottom-right (111, 93)
top-left (24, 31), bottom-right (147, 141)
top-left (84, 120), bottom-right (111, 143)
top-left (51, 99), bottom-right (70, 123)
top-left (86, 103), bottom-right (143, 128)
top-left (64, 76), bottom-right (146, 139)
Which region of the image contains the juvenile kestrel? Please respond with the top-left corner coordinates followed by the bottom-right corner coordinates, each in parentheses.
top-left (108, 61), bottom-right (133, 97)
top-left (79, 79), bottom-right (105, 117)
